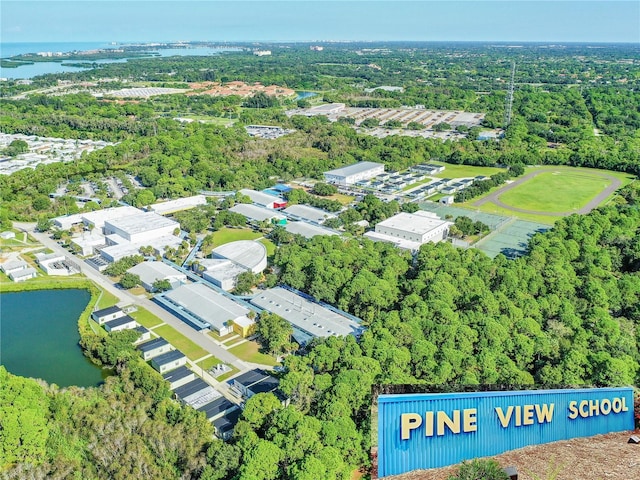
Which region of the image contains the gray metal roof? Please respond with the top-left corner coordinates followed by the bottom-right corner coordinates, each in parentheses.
top-left (105, 212), bottom-right (178, 235)
top-left (239, 189), bottom-right (280, 207)
top-left (151, 349), bottom-right (186, 366)
top-left (163, 283), bottom-right (250, 332)
top-left (251, 287), bottom-right (363, 339)
top-left (324, 161), bottom-right (383, 178)
top-left (197, 397), bottom-right (237, 419)
top-left (229, 203), bottom-right (285, 222)
top-left (163, 365), bottom-right (194, 383)
top-left (173, 378), bottom-right (211, 399)
top-left (211, 240), bottom-right (267, 271)
top-left (137, 337), bottom-right (169, 353)
top-left (231, 369), bottom-right (271, 388)
top-left (93, 305), bottom-right (122, 317)
top-left (127, 261), bottom-right (185, 286)
top-left (284, 221), bottom-right (338, 239)
top-left (283, 204), bottom-right (336, 224)
top-left (103, 315), bottom-right (136, 329)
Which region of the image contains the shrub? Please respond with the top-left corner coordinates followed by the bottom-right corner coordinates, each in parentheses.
top-left (447, 459), bottom-right (509, 480)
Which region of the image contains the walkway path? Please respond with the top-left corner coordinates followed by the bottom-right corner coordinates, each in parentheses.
top-left (473, 168), bottom-right (622, 217)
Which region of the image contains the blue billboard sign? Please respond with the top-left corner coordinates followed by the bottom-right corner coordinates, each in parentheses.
top-left (377, 387), bottom-right (634, 478)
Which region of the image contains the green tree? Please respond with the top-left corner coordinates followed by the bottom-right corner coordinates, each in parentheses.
top-left (256, 312), bottom-right (294, 356)
top-left (234, 271), bottom-right (257, 295)
top-left (0, 367), bottom-right (50, 469)
top-left (152, 279), bottom-right (172, 292)
top-left (120, 272), bottom-right (141, 289)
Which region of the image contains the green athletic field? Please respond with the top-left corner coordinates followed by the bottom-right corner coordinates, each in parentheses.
top-left (499, 171), bottom-right (611, 213)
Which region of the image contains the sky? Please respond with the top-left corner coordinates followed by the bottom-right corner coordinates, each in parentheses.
top-left (2, 1), bottom-right (639, 44)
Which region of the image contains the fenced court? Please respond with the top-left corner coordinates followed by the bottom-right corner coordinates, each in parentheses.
top-left (476, 220), bottom-right (550, 259)
top-left (418, 202), bottom-right (550, 259)
top-left (418, 202), bottom-right (510, 230)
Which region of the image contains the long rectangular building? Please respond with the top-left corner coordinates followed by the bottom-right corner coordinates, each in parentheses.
top-left (368, 211), bottom-right (452, 248)
top-left (161, 283), bottom-right (252, 335)
top-left (324, 161), bottom-right (384, 185)
top-left (251, 287), bottom-right (363, 345)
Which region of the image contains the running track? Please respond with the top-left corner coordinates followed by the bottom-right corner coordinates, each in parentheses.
top-left (473, 168), bottom-right (622, 217)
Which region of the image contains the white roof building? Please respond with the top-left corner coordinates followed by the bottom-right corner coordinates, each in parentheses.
top-left (100, 234), bottom-right (183, 263)
top-left (285, 221), bottom-right (339, 239)
top-left (200, 240), bottom-right (267, 291)
top-left (104, 212), bottom-right (179, 243)
top-left (324, 161), bottom-right (385, 185)
top-left (251, 287), bottom-right (363, 345)
top-left (53, 206), bottom-right (141, 231)
top-left (9, 267), bottom-right (37, 282)
top-left (229, 204), bottom-right (286, 223)
top-left (364, 211), bottom-right (452, 251)
top-left (283, 205), bottom-right (336, 224)
top-left (239, 189), bottom-right (285, 209)
top-left (1, 260), bottom-right (28, 274)
top-left (149, 195), bottom-right (207, 215)
top-left (71, 231), bottom-right (106, 256)
top-left (212, 241), bottom-right (267, 274)
top-left (162, 283), bottom-right (252, 335)
top-left (127, 261), bottom-right (187, 291)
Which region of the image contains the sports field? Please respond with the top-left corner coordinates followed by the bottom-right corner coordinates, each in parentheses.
top-left (498, 171), bottom-right (611, 213)
top-left (470, 167), bottom-right (633, 224)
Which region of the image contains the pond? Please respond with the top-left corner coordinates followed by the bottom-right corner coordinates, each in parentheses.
top-left (0, 289), bottom-right (110, 387)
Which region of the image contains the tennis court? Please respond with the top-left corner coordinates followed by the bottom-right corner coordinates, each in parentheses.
top-left (476, 220), bottom-right (550, 259)
top-left (418, 202), bottom-right (509, 230)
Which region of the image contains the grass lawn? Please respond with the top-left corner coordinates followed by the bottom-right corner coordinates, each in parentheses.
top-left (259, 238), bottom-right (277, 257)
top-left (217, 366), bottom-right (240, 382)
top-left (154, 324), bottom-right (209, 360)
top-left (95, 289), bottom-right (120, 309)
top-left (212, 228), bottom-right (263, 245)
top-left (208, 330), bottom-right (237, 342)
top-left (197, 355), bottom-right (223, 371)
top-left (326, 192), bottom-right (355, 205)
top-left (431, 162), bottom-right (507, 179)
top-left (129, 307), bottom-right (164, 328)
top-left (498, 171), bottom-right (610, 213)
top-left (224, 337), bottom-right (242, 347)
top-left (228, 340), bottom-right (279, 366)
top-left (127, 286), bottom-right (147, 296)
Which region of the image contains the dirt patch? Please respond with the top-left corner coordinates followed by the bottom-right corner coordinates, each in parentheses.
top-left (384, 431), bottom-right (640, 480)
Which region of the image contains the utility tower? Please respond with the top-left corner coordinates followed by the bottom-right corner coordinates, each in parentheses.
top-left (504, 61), bottom-right (516, 128)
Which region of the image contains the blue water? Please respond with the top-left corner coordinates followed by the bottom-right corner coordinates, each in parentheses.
top-left (0, 289), bottom-right (109, 387)
top-left (1, 42), bottom-right (242, 79)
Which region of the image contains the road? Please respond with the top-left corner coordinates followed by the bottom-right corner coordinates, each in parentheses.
top-left (473, 168), bottom-right (623, 217)
top-left (16, 222), bottom-right (249, 372)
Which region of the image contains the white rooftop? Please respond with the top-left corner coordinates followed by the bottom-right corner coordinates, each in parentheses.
top-left (324, 161), bottom-right (384, 178)
top-left (128, 261), bottom-right (185, 286)
top-left (211, 240), bottom-right (267, 271)
top-left (149, 195), bottom-right (207, 215)
top-left (363, 231), bottom-right (423, 251)
top-left (239, 189), bottom-right (281, 207)
top-left (81, 206), bottom-right (141, 228)
top-left (283, 205), bottom-right (336, 224)
top-left (230, 204), bottom-right (286, 222)
top-left (285, 221), bottom-right (338, 239)
top-left (251, 287), bottom-right (362, 339)
top-left (105, 212), bottom-right (179, 235)
top-left (202, 260), bottom-right (247, 285)
top-left (100, 235), bottom-right (182, 260)
top-left (376, 211), bottom-right (450, 234)
top-left (163, 283), bottom-right (250, 332)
